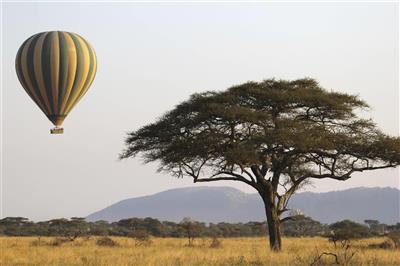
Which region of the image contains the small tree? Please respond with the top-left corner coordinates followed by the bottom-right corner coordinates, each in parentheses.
top-left (0, 217), bottom-right (34, 236)
top-left (329, 220), bottom-right (369, 246)
top-left (45, 217), bottom-right (88, 241)
top-left (180, 217), bottom-right (202, 246)
top-left (364, 219), bottom-right (384, 235)
top-left (68, 217), bottom-right (89, 240)
top-left (283, 215), bottom-right (326, 237)
top-left (132, 229), bottom-right (152, 246)
top-left (91, 220), bottom-right (110, 236)
top-left (121, 78), bottom-right (400, 251)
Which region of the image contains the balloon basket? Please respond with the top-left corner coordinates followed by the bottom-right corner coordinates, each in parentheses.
top-left (50, 127), bottom-right (64, 134)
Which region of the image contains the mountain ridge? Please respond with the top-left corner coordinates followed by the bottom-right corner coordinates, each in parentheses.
top-left (87, 186), bottom-right (399, 224)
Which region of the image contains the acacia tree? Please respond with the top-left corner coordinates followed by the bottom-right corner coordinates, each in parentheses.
top-left (120, 79), bottom-right (399, 251)
top-left (180, 217), bottom-right (202, 246)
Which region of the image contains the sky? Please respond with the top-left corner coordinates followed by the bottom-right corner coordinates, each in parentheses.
top-left (1, 2), bottom-right (399, 221)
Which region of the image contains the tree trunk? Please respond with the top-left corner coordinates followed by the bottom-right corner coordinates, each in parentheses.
top-left (265, 204), bottom-right (282, 251)
top-left (260, 191), bottom-right (282, 251)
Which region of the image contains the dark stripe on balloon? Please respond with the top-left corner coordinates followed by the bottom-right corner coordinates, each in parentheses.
top-left (32, 32), bottom-right (52, 114)
top-left (15, 39), bottom-right (29, 94)
top-left (26, 34), bottom-right (49, 114)
top-left (16, 35), bottom-right (47, 114)
top-left (42, 32), bottom-right (55, 113)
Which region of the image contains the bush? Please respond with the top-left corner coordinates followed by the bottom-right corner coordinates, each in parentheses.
top-left (387, 231), bottom-right (400, 249)
top-left (368, 240), bottom-right (394, 250)
top-left (209, 237), bottom-right (222, 248)
top-left (30, 237), bottom-right (44, 246)
top-left (328, 220), bottom-right (369, 246)
top-left (50, 237), bottom-right (71, 246)
top-left (330, 220), bottom-right (369, 238)
top-left (131, 230), bottom-right (152, 246)
top-left (96, 236), bottom-right (119, 247)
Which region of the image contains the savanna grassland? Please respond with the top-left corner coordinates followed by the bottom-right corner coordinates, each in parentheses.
top-left (1, 236), bottom-right (399, 266)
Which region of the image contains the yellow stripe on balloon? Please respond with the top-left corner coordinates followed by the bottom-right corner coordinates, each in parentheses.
top-left (64, 34), bottom-right (91, 114)
top-left (66, 43), bottom-right (97, 114)
top-left (59, 32), bottom-right (77, 114)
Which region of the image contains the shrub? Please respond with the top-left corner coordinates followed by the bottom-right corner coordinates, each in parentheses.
top-left (132, 230), bottom-right (152, 246)
top-left (30, 237), bottom-right (44, 246)
top-left (328, 220), bottom-right (369, 247)
top-left (96, 236), bottom-right (119, 247)
top-left (209, 237), bottom-right (222, 248)
top-left (368, 240), bottom-right (394, 250)
top-left (330, 220), bottom-right (369, 238)
top-left (50, 237), bottom-right (71, 246)
top-left (387, 231), bottom-right (400, 249)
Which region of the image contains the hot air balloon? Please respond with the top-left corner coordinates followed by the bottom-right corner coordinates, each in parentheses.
top-left (15, 31), bottom-right (97, 134)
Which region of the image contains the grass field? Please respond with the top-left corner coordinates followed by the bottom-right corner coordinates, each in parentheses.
top-left (1, 236), bottom-right (399, 266)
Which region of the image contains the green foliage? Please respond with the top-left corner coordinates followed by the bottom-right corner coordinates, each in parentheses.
top-left (180, 217), bottom-right (203, 246)
top-left (121, 78), bottom-right (399, 183)
top-left (329, 220), bottom-right (369, 240)
top-left (364, 219), bottom-right (387, 235)
top-left (387, 223), bottom-right (400, 231)
top-left (3, 216), bottom-right (398, 240)
top-left (282, 215), bottom-right (327, 237)
top-left (0, 217), bottom-right (36, 236)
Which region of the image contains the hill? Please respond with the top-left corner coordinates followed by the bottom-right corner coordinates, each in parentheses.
top-left (87, 186), bottom-right (399, 224)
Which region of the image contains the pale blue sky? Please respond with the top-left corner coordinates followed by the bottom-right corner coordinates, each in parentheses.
top-left (2, 2), bottom-right (399, 221)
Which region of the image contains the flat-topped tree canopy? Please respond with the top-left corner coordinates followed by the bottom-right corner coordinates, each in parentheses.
top-left (121, 78), bottom-right (400, 251)
top-left (121, 78), bottom-right (399, 181)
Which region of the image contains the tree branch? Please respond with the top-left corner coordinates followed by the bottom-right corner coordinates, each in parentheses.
top-left (194, 176), bottom-right (253, 186)
top-left (238, 163), bottom-right (256, 183)
top-left (280, 216), bottom-right (294, 223)
top-left (251, 165), bottom-right (266, 184)
top-left (302, 163), bottom-right (397, 181)
top-left (352, 164), bottom-right (396, 172)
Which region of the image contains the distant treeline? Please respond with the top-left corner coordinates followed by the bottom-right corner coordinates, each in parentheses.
top-left (1, 216), bottom-right (399, 239)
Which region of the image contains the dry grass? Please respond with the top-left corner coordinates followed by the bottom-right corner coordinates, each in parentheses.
top-left (0, 236), bottom-right (399, 265)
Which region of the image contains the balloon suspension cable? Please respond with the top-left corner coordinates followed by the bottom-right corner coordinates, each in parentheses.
top-left (50, 126), bottom-right (64, 134)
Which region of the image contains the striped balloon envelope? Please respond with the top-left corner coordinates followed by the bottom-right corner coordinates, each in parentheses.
top-left (15, 31), bottom-right (97, 134)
